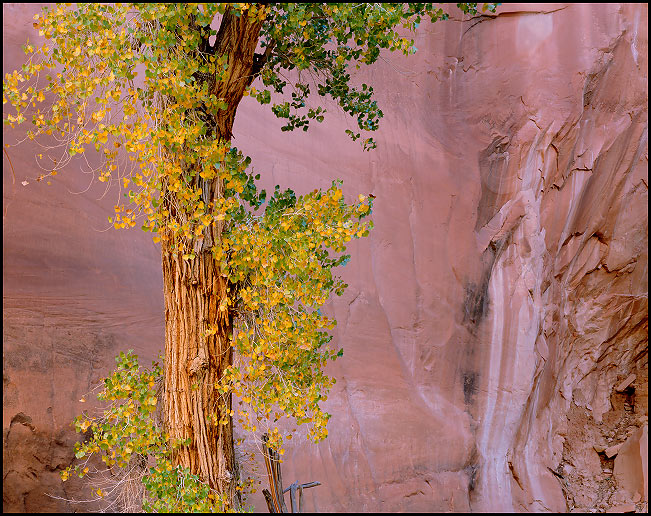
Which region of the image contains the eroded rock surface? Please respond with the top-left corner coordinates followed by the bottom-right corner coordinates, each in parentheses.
top-left (3, 3), bottom-right (647, 513)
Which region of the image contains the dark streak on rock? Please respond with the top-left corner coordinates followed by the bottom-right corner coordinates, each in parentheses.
top-left (475, 136), bottom-right (512, 232)
top-left (463, 279), bottom-right (490, 329)
top-left (463, 372), bottom-right (478, 404)
top-left (467, 462), bottom-right (479, 493)
top-left (461, 233), bottom-right (511, 413)
top-left (463, 235), bottom-right (509, 330)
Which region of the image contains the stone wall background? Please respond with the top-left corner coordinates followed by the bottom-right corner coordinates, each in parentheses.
top-left (3, 3), bottom-right (647, 513)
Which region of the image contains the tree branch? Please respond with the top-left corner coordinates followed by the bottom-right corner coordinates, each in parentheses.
top-left (251, 39), bottom-right (276, 78)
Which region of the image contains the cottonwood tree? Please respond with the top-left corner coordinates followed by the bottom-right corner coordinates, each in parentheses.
top-left (4, 2), bottom-right (493, 511)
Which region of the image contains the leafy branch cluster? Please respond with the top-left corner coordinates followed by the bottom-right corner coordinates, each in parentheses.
top-left (222, 182), bottom-right (372, 450)
top-left (64, 351), bottom-right (251, 512)
top-left (255, 3), bottom-right (486, 149)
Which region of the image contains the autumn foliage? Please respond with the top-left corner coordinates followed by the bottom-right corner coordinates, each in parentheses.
top-left (4, 2), bottom-right (491, 511)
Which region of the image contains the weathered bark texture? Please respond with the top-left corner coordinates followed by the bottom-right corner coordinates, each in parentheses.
top-left (162, 243), bottom-right (236, 497)
top-left (161, 7), bottom-right (264, 505)
top-left (211, 9), bottom-right (266, 141)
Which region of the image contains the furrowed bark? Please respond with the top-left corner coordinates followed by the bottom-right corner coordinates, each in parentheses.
top-left (161, 5), bottom-right (264, 508)
top-left (211, 7), bottom-right (266, 140)
top-left (162, 241), bottom-right (236, 498)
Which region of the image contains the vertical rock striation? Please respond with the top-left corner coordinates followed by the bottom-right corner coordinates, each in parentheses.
top-left (460, 4), bottom-right (648, 512)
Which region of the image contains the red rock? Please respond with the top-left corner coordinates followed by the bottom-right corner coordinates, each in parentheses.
top-left (614, 424), bottom-right (648, 502)
top-left (615, 374), bottom-right (637, 392)
top-left (605, 503), bottom-right (637, 513)
top-left (3, 2), bottom-right (648, 513)
top-left (606, 443), bottom-right (625, 459)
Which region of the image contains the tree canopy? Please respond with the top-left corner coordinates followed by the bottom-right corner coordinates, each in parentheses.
top-left (4, 2), bottom-right (495, 511)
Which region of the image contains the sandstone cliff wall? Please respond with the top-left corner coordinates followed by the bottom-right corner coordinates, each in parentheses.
top-left (3, 3), bottom-right (647, 513)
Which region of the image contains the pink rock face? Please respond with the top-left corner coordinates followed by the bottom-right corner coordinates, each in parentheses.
top-left (614, 424), bottom-right (648, 502)
top-left (3, 3), bottom-right (648, 513)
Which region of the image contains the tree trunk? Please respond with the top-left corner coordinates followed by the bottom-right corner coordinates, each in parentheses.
top-left (161, 6), bottom-right (265, 508)
top-left (162, 243), bottom-right (237, 499)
